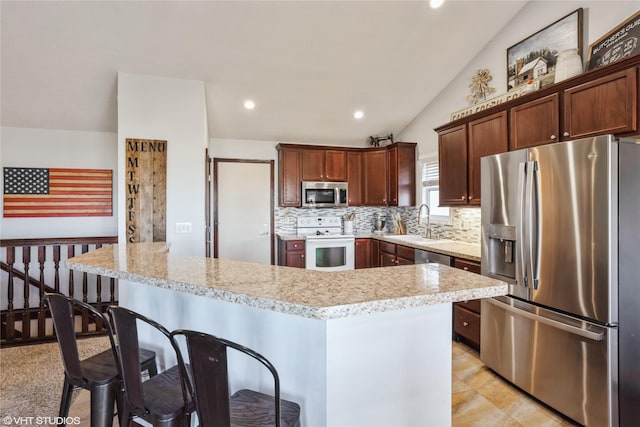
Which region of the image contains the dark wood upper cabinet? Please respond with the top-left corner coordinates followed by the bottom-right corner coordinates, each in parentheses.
top-left (324, 149), bottom-right (347, 181)
top-left (438, 124), bottom-right (468, 206)
top-left (277, 143), bottom-right (415, 207)
top-left (301, 149), bottom-right (324, 181)
top-left (468, 111), bottom-right (508, 205)
top-left (347, 151), bottom-right (363, 206)
top-left (277, 146), bottom-right (301, 207)
top-left (510, 93), bottom-right (560, 150)
top-left (563, 67), bottom-right (637, 139)
top-left (436, 56), bottom-right (640, 209)
top-left (387, 143), bottom-right (416, 207)
top-left (301, 148), bottom-right (347, 182)
top-left (362, 149), bottom-right (388, 206)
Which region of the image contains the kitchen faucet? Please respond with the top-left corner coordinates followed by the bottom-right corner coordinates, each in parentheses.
top-left (417, 204), bottom-right (431, 239)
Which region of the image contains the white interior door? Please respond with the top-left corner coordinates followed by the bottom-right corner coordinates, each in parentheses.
top-left (215, 160), bottom-right (273, 264)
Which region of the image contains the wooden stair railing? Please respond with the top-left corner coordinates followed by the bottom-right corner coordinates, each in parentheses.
top-left (1, 236), bottom-right (118, 347)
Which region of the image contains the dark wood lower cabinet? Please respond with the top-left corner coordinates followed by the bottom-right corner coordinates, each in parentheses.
top-left (355, 238), bottom-right (372, 269)
top-left (377, 241), bottom-right (415, 267)
top-left (453, 258), bottom-right (481, 349)
top-left (277, 238), bottom-right (305, 268)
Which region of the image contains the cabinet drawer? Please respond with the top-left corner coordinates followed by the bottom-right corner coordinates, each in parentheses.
top-left (396, 244), bottom-right (415, 261)
top-left (454, 305), bottom-right (480, 345)
top-left (379, 241), bottom-right (395, 254)
top-left (456, 299), bottom-right (481, 314)
top-left (454, 258), bottom-right (481, 274)
top-left (286, 240), bottom-right (305, 251)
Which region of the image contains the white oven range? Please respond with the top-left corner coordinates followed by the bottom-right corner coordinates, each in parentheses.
top-left (296, 216), bottom-right (355, 271)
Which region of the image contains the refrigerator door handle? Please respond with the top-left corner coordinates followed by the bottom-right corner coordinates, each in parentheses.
top-left (524, 161), bottom-right (535, 287)
top-left (516, 162), bottom-right (527, 287)
top-left (530, 161), bottom-right (541, 289)
top-left (486, 298), bottom-right (605, 342)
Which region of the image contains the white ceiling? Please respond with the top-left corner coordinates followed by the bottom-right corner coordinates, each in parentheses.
top-left (0, 0), bottom-right (527, 145)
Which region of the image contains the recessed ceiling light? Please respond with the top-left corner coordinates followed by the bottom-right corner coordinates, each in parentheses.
top-left (430, 0), bottom-right (444, 9)
top-left (243, 100), bottom-right (255, 110)
top-left (353, 110), bottom-right (364, 120)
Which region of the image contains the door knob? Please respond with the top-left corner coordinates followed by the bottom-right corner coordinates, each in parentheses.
top-left (563, 131), bottom-right (570, 137)
top-left (463, 321), bottom-right (469, 327)
top-left (550, 135), bottom-right (557, 140)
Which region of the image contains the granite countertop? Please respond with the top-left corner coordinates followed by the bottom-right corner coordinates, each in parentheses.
top-left (277, 232), bottom-right (481, 261)
top-left (66, 242), bottom-right (505, 320)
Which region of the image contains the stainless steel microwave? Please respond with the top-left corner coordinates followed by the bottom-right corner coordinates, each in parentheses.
top-left (301, 181), bottom-right (348, 208)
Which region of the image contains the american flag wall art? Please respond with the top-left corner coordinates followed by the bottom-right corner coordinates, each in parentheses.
top-left (3, 167), bottom-right (113, 217)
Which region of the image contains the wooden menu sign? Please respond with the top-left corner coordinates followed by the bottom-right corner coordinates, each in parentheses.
top-left (126, 139), bottom-right (167, 243)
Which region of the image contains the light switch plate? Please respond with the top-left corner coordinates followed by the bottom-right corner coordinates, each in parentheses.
top-left (176, 222), bottom-right (192, 233)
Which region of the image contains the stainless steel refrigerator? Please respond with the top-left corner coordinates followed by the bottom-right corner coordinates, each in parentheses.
top-left (480, 135), bottom-right (640, 427)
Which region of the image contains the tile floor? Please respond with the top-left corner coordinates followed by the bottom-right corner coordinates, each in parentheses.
top-left (451, 341), bottom-right (578, 427)
top-left (69, 341), bottom-right (580, 426)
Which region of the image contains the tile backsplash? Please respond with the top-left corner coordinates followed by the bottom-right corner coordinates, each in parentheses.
top-left (276, 206), bottom-right (481, 244)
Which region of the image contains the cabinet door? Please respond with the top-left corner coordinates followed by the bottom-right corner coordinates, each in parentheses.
top-left (453, 304), bottom-right (481, 348)
top-left (395, 143), bottom-right (416, 207)
top-left (355, 238), bottom-right (372, 269)
top-left (468, 111), bottom-right (508, 205)
top-left (278, 148), bottom-right (301, 207)
top-left (563, 67), bottom-right (638, 139)
top-left (363, 149), bottom-right (388, 206)
top-left (301, 149), bottom-right (324, 181)
top-left (387, 147), bottom-right (398, 206)
top-left (510, 94), bottom-right (560, 149)
top-left (379, 251), bottom-right (397, 267)
top-left (438, 124), bottom-right (468, 206)
top-left (286, 251), bottom-right (305, 268)
top-left (347, 151), bottom-right (363, 206)
top-left (324, 149), bottom-right (347, 181)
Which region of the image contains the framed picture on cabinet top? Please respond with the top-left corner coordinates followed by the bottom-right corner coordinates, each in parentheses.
top-left (587, 10), bottom-right (640, 70)
top-left (507, 8), bottom-right (583, 91)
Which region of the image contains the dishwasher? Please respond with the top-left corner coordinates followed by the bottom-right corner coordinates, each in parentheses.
top-left (414, 249), bottom-right (452, 266)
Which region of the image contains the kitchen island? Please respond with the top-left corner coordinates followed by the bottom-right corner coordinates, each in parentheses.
top-left (67, 242), bottom-right (507, 426)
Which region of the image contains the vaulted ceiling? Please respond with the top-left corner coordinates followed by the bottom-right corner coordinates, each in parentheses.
top-left (1, 1), bottom-right (527, 145)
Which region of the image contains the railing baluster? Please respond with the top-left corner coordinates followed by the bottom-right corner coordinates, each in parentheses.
top-left (53, 245), bottom-right (61, 293)
top-left (67, 245), bottom-right (75, 299)
top-left (38, 246), bottom-right (46, 339)
top-left (22, 245), bottom-right (31, 340)
top-left (95, 243), bottom-right (104, 332)
top-left (6, 247), bottom-right (16, 341)
top-left (81, 244), bottom-right (89, 333)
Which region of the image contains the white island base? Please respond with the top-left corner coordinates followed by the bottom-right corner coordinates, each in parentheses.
top-left (122, 280), bottom-right (452, 427)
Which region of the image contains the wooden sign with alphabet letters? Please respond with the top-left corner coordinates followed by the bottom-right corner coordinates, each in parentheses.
top-left (126, 139), bottom-right (167, 243)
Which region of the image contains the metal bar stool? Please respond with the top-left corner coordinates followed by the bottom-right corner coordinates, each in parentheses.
top-left (108, 306), bottom-right (195, 427)
top-left (172, 329), bottom-right (301, 427)
top-left (45, 293), bottom-right (157, 427)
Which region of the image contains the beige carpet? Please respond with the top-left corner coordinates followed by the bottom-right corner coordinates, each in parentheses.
top-left (0, 336), bottom-right (111, 424)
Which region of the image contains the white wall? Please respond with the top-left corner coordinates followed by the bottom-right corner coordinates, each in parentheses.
top-left (0, 127), bottom-right (118, 239)
top-left (399, 1), bottom-right (640, 155)
top-left (209, 138), bottom-right (279, 160)
top-left (117, 73), bottom-right (208, 256)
